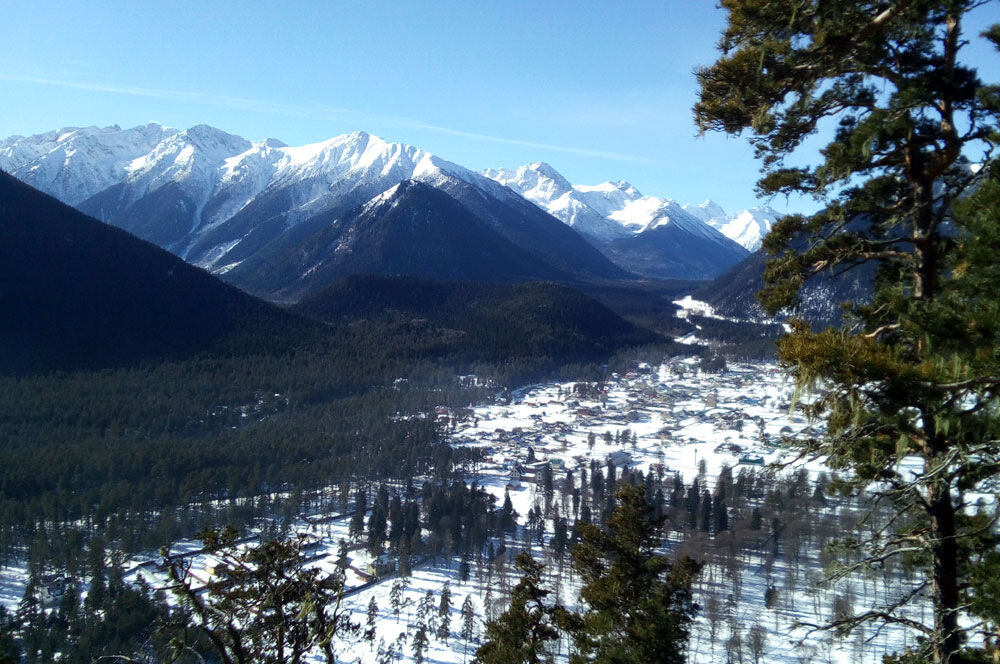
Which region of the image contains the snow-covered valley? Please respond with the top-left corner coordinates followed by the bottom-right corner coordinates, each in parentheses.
top-left (2, 358), bottom-right (951, 663)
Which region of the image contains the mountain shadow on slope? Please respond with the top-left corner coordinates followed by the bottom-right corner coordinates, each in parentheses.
top-left (224, 180), bottom-right (573, 302)
top-left (294, 274), bottom-right (665, 365)
top-left (594, 224), bottom-right (749, 280)
top-left (0, 170), bottom-right (306, 374)
top-left (81, 180), bottom-right (202, 253)
top-left (694, 245), bottom-right (875, 326)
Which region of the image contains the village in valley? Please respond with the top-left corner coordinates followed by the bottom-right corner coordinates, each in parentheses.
top-left (447, 359), bottom-right (804, 514)
top-left (4, 358), bottom-right (937, 664)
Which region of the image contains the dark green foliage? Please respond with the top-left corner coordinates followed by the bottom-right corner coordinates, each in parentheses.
top-left (686, 314), bottom-right (783, 345)
top-left (571, 279), bottom-right (703, 338)
top-left (14, 565), bottom-right (179, 664)
top-left (568, 485), bottom-right (701, 664)
top-left (164, 526), bottom-right (360, 664)
top-left (438, 581), bottom-right (452, 642)
top-left (0, 608), bottom-right (19, 664)
top-left (475, 553), bottom-right (562, 664)
top-left (0, 269), bottom-right (657, 570)
top-left (294, 274), bottom-right (663, 367)
top-left (696, 3), bottom-right (1000, 662)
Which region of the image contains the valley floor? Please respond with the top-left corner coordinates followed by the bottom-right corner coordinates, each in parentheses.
top-left (2, 359), bottom-right (959, 663)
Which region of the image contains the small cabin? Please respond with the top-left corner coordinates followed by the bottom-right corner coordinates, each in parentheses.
top-left (37, 574), bottom-right (67, 604)
top-left (738, 453), bottom-right (765, 466)
top-left (366, 554), bottom-right (396, 579)
top-left (607, 450), bottom-right (632, 467)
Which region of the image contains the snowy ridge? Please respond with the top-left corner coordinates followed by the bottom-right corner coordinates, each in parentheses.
top-left (0, 124), bottom-right (178, 205)
top-left (484, 163), bottom-right (630, 240)
top-left (683, 200), bottom-right (780, 251)
top-left (0, 124), bottom-right (517, 268)
top-left (482, 161), bottom-right (761, 251)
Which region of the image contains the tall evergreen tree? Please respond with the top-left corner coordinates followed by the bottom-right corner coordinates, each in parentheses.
top-left (411, 621), bottom-right (430, 664)
top-left (713, 497), bottom-right (729, 535)
top-left (84, 536), bottom-right (106, 614)
top-left (568, 485), bottom-right (700, 664)
top-left (438, 581), bottom-right (453, 643)
top-left (367, 596), bottom-right (379, 646)
top-left (695, 4), bottom-right (1000, 662)
top-left (350, 489), bottom-right (368, 542)
top-left (367, 503), bottom-right (387, 556)
top-left (475, 553), bottom-right (562, 664)
top-left (461, 595), bottom-right (478, 664)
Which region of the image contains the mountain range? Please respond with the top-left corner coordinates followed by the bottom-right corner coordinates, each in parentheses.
top-left (483, 162), bottom-right (757, 279)
top-left (1, 124), bottom-right (780, 297)
top-left (0, 168), bottom-right (664, 375)
top-left (681, 200), bottom-right (780, 252)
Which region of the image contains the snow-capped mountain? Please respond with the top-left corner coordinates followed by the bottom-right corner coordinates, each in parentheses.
top-left (0, 124), bottom-right (627, 298)
top-left (483, 163), bottom-right (630, 240)
top-left (224, 180), bottom-right (566, 301)
top-left (483, 162), bottom-right (750, 279)
top-left (0, 124), bottom-right (177, 205)
top-left (681, 199), bottom-right (728, 225)
top-left (682, 200), bottom-right (780, 251)
top-left (484, 162), bottom-right (780, 256)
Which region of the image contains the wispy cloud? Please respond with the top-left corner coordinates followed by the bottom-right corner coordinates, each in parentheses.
top-left (0, 73), bottom-right (656, 164)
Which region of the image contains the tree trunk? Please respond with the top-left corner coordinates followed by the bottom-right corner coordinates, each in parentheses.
top-left (928, 478), bottom-right (961, 664)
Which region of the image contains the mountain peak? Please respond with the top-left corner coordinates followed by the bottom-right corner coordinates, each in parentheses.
top-left (700, 204), bottom-right (781, 251)
top-left (683, 199), bottom-right (728, 224)
top-left (482, 161), bottom-right (574, 201)
top-left (526, 161), bottom-right (562, 178)
top-left (178, 124), bottom-right (252, 153)
top-left (611, 180), bottom-right (639, 195)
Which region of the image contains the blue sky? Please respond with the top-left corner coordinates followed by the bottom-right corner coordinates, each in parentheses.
top-left (1, 1), bottom-right (998, 215)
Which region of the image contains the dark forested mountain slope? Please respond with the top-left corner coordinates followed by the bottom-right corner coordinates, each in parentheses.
top-left (695, 245), bottom-right (875, 326)
top-left (295, 274), bottom-right (664, 364)
top-left (223, 180), bottom-right (568, 301)
top-left (594, 222), bottom-right (749, 280)
top-left (0, 169), bottom-right (302, 374)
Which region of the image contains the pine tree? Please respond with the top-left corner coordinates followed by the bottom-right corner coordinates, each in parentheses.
top-left (713, 497), bottom-right (729, 535)
top-left (461, 594), bottom-right (478, 661)
top-left (84, 536), bottom-right (106, 614)
top-left (476, 553), bottom-right (562, 664)
top-left (368, 503), bottom-right (387, 556)
top-left (500, 490), bottom-right (516, 537)
top-left (550, 516), bottom-right (568, 562)
top-left (165, 526), bottom-right (360, 664)
top-left (438, 581), bottom-right (452, 642)
top-left (367, 596), bottom-right (379, 646)
top-left (698, 490), bottom-right (713, 533)
top-left (411, 621), bottom-right (430, 664)
top-left (417, 589), bottom-right (436, 635)
top-left (459, 554), bottom-right (471, 585)
top-left (390, 578), bottom-right (405, 623)
top-left (350, 489), bottom-right (367, 542)
top-left (568, 485), bottom-right (701, 663)
top-left (696, 4), bottom-right (1000, 662)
